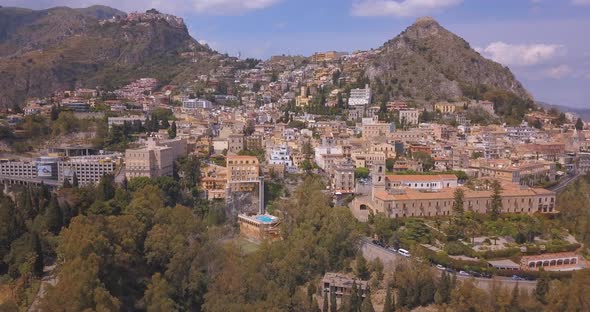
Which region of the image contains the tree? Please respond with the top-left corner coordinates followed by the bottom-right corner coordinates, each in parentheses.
top-left (575, 118), bottom-right (584, 130)
top-left (72, 172), bottom-right (79, 188)
top-left (355, 254), bottom-right (370, 280)
top-left (355, 167), bottom-right (370, 180)
top-left (489, 180), bottom-right (503, 220)
top-left (329, 290), bottom-right (337, 312)
top-left (46, 195), bottom-right (62, 234)
top-left (323, 292), bottom-right (329, 312)
top-left (30, 232), bottom-right (44, 277)
top-left (360, 293), bottom-right (375, 312)
top-left (452, 189), bottom-right (465, 217)
top-left (63, 178), bottom-right (71, 188)
top-left (97, 174), bottom-right (116, 201)
top-left (383, 287), bottom-right (395, 312)
top-left (509, 283), bottom-right (520, 312)
top-left (143, 273), bottom-right (175, 312)
top-left (535, 269), bottom-right (550, 304)
top-left (168, 121), bottom-right (177, 139)
top-left (50, 105), bottom-right (60, 121)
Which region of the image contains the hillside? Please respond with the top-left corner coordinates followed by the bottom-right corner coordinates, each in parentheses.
top-left (0, 7), bottom-right (219, 108)
top-left (366, 17), bottom-right (532, 103)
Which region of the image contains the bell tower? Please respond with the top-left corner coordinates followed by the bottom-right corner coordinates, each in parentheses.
top-left (371, 160), bottom-right (386, 200)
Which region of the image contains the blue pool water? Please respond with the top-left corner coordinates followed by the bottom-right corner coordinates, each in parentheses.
top-left (256, 215), bottom-right (274, 223)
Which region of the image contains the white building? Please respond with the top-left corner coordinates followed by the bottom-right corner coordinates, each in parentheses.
top-left (348, 84), bottom-right (372, 106)
top-left (182, 98), bottom-right (212, 111)
top-left (268, 145), bottom-right (297, 172)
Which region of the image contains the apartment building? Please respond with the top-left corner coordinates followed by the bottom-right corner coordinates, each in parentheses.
top-left (332, 163), bottom-right (355, 194)
top-left (125, 138), bottom-right (186, 179)
top-left (226, 155), bottom-right (260, 192)
top-left (348, 85), bottom-right (372, 106)
top-left (398, 109), bottom-right (420, 126)
top-left (0, 161), bottom-right (37, 179)
top-left (58, 155), bottom-right (117, 185)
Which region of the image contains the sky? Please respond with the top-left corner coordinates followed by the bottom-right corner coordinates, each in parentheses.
top-left (1, 0), bottom-right (590, 109)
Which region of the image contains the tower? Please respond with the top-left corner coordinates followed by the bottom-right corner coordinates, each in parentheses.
top-left (371, 160), bottom-right (386, 200)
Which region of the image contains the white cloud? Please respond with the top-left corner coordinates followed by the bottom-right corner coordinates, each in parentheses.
top-left (351, 0), bottom-right (462, 17)
top-left (572, 0), bottom-right (590, 6)
top-left (543, 65), bottom-right (572, 79)
top-left (0, 0), bottom-right (281, 15)
top-left (476, 41), bottom-right (564, 66)
top-left (191, 0), bottom-right (281, 14)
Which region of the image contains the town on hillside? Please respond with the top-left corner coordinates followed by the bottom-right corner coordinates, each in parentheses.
top-left (1, 7), bottom-right (590, 312)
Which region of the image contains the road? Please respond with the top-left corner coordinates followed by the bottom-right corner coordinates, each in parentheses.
top-left (548, 172), bottom-right (582, 193)
top-left (360, 238), bottom-right (537, 292)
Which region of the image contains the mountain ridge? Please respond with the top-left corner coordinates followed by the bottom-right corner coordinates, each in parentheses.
top-left (365, 17), bottom-right (531, 103)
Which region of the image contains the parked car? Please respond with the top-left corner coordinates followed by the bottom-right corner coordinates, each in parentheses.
top-left (388, 247), bottom-right (398, 253)
top-left (398, 248), bottom-right (411, 257)
top-left (512, 275), bottom-right (525, 281)
top-left (459, 270), bottom-right (470, 276)
top-left (436, 264), bottom-right (445, 271)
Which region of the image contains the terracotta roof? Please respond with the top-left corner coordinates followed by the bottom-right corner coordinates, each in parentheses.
top-left (521, 252), bottom-right (578, 262)
top-left (385, 174), bottom-right (457, 182)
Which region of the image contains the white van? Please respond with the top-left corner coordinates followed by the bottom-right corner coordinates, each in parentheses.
top-left (398, 248), bottom-right (411, 257)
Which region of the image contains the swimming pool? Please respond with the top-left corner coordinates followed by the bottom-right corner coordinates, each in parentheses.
top-left (256, 215), bottom-right (275, 223)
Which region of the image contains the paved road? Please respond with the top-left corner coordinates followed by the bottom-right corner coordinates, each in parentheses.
top-left (548, 172), bottom-right (582, 193)
top-left (360, 238), bottom-right (536, 292)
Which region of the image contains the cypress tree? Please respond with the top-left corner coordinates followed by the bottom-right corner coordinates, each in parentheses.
top-left (396, 288), bottom-right (407, 310)
top-left (535, 269), bottom-right (550, 304)
top-left (72, 172), bottom-right (79, 188)
top-left (360, 291), bottom-right (375, 312)
top-left (30, 232), bottom-right (44, 277)
top-left (329, 288), bottom-right (337, 312)
top-left (62, 178), bottom-right (71, 188)
top-left (46, 195), bottom-right (62, 234)
top-left (383, 287), bottom-right (394, 312)
top-left (323, 291), bottom-right (329, 312)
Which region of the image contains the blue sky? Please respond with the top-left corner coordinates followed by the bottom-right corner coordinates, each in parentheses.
top-left (2, 0), bottom-right (590, 108)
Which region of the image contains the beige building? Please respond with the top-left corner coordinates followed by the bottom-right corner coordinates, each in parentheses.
top-left (125, 138), bottom-right (186, 179)
top-left (238, 214), bottom-right (281, 241)
top-left (227, 133), bottom-right (245, 154)
top-left (435, 102), bottom-right (457, 114)
top-left (226, 155), bottom-right (260, 192)
top-left (398, 109), bottom-right (420, 126)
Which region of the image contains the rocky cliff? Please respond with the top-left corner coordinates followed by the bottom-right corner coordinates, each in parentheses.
top-left (0, 7), bottom-right (216, 108)
top-left (366, 17), bottom-right (532, 102)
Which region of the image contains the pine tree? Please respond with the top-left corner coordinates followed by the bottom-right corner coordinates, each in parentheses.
top-left (46, 195), bottom-right (62, 234)
top-left (62, 178), bottom-right (71, 188)
top-left (323, 291), bottom-right (329, 312)
top-left (383, 287), bottom-right (394, 312)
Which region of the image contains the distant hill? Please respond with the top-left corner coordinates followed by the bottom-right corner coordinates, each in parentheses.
top-left (537, 101), bottom-right (590, 121)
top-left (365, 17), bottom-right (532, 103)
top-left (0, 6), bottom-right (222, 108)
